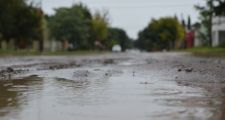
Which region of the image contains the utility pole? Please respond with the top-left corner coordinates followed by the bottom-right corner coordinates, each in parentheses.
top-left (209, 0), bottom-right (213, 47)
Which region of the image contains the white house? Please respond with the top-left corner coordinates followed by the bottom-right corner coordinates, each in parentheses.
top-left (212, 16), bottom-right (225, 47)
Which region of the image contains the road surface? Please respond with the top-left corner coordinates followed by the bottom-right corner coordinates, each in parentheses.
top-left (0, 51), bottom-right (225, 120)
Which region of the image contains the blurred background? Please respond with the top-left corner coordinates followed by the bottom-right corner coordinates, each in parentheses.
top-left (0, 0), bottom-right (225, 55)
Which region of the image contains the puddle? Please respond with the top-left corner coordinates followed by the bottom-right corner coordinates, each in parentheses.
top-left (0, 53), bottom-right (224, 120)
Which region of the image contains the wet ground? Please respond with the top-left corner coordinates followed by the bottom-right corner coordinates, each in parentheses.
top-left (0, 51), bottom-right (225, 120)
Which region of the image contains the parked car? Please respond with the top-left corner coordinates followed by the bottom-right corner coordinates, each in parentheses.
top-left (112, 44), bottom-right (122, 52)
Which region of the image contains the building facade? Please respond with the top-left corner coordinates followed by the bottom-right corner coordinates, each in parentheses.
top-left (212, 16), bottom-right (225, 47)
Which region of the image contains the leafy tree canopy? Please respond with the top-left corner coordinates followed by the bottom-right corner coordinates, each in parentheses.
top-left (48, 3), bottom-right (93, 50)
top-left (0, 0), bottom-right (42, 42)
top-left (91, 10), bottom-right (109, 47)
top-left (107, 27), bottom-right (131, 51)
top-left (136, 17), bottom-right (185, 51)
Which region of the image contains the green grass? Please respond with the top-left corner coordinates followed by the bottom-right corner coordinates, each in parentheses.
top-left (0, 49), bottom-right (107, 56)
top-left (186, 47), bottom-right (225, 57)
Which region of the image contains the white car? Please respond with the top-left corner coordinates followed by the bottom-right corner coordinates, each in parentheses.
top-left (112, 44), bottom-right (122, 52)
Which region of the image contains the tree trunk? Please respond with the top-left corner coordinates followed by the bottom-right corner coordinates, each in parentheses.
top-left (39, 39), bottom-right (43, 52)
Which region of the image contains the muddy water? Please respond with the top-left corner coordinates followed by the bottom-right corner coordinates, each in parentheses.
top-left (0, 53), bottom-right (224, 120)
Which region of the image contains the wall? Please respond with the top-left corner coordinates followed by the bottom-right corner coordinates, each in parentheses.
top-left (212, 16), bottom-right (225, 47)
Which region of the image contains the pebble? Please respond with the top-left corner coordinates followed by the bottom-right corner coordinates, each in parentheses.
top-left (103, 59), bottom-right (114, 64)
top-left (140, 81), bottom-right (151, 84)
top-left (185, 68), bottom-right (193, 72)
top-left (6, 67), bottom-right (14, 73)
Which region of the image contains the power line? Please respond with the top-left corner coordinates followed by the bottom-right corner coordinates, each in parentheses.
top-left (88, 3), bottom-right (197, 9)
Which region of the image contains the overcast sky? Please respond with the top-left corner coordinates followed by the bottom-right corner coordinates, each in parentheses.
top-left (41, 0), bottom-right (205, 39)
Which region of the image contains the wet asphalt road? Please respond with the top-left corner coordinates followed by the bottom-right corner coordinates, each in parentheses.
top-left (0, 51), bottom-right (225, 120)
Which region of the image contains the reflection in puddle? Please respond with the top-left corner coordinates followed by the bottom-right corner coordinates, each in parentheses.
top-left (0, 67), bottom-right (223, 120)
top-left (0, 75), bottom-right (43, 119)
top-left (52, 75), bottom-right (112, 107)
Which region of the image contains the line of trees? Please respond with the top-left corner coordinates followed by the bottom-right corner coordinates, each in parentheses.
top-left (1, 0), bottom-right (225, 53)
top-left (0, 0), bottom-right (42, 49)
top-left (135, 0), bottom-right (225, 51)
top-left (135, 17), bottom-right (185, 51)
top-left (47, 3), bottom-right (132, 51)
top-left (0, 1), bottom-right (132, 52)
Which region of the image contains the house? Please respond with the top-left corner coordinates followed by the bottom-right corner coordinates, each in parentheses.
top-left (212, 16), bottom-right (225, 47)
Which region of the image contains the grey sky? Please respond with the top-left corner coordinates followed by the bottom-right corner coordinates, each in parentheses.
top-left (42, 0), bottom-right (205, 39)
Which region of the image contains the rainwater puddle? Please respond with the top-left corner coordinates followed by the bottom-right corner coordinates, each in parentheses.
top-left (0, 66), bottom-right (216, 120)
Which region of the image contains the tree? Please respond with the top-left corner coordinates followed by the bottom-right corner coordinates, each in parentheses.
top-left (187, 15), bottom-right (192, 30)
top-left (181, 15), bottom-right (186, 28)
top-left (91, 10), bottom-right (109, 49)
top-left (195, 0), bottom-right (225, 46)
top-left (48, 3), bottom-right (93, 50)
top-left (107, 27), bottom-right (131, 52)
top-left (0, 0), bottom-right (42, 49)
top-left (14, 6), bottom-right (42, 49)
top-left (136, 17), bottom-right (185, 51)
top-left (213, 0), bottom-right (225, 16)
top-left (195, 0), bottom-right (213, 46)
